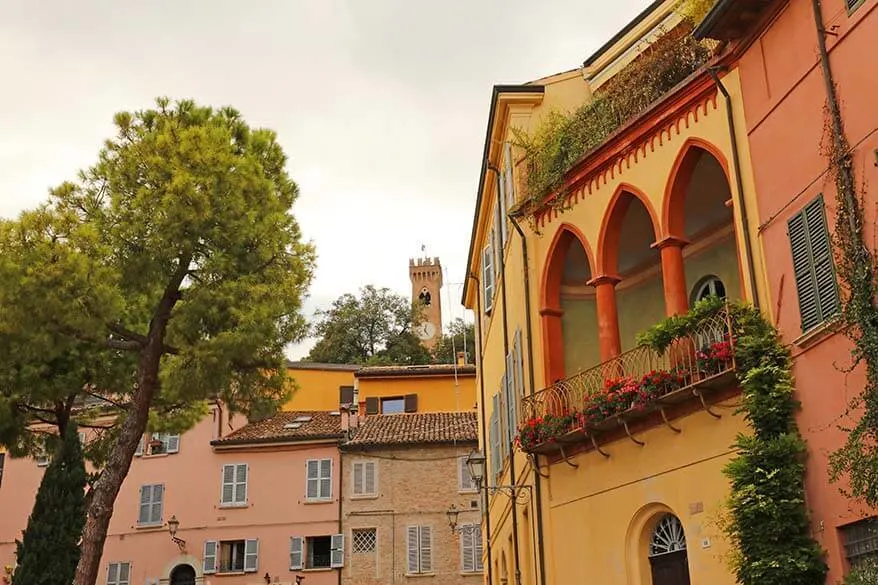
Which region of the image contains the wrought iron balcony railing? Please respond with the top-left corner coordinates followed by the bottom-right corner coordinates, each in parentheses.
top-left (518, 306), bottom-right (736, 456)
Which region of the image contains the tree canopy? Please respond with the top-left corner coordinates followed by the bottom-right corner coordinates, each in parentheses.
top-left (0, 97), bottom-right (315, 585)
top-left (432, 318), bottom-right (475, 364)
top-left (307, 285), bottom-right (431, 365)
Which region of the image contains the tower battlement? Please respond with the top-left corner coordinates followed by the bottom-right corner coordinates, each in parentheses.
top-left (409, 256), bottom-right (441, 267)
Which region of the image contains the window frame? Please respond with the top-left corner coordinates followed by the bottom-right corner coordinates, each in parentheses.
top-left (459, 524), bottom-right (484, 573)
top-left (137, 483), bottom-right (164, 526)
top-left (406, 525), bottom-right (433, 575)
top-left (482, 236), bottom-right (495, 313)
top-left (107, 561), bottom-right (131, 585)
top-left (380, 396), bottom-right (405, 414)
top-left (458, 455), bottom-right (477, 493)
top-left (846, 0), bottom-right (866, 14)
top-left (220, 463), bottom-right (249, 507)
top-left (306, 458), bottom-right (333, 501)
top-left (290, 534), bottom-right (344, 570)
top-left (352, 460), bottom-right (378, 498)
top-left (351, 527), bottom-right (377, 554)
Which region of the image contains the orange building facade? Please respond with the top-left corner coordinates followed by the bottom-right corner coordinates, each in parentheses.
top-left (696, 0), bottom-right (878, 581)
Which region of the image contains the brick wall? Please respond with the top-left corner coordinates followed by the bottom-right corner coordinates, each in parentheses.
top-left (341, 443), bottom-right (483, 585)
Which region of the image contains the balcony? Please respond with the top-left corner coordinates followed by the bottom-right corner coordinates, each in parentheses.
top-left (518, 305), bottom-right (736, 457)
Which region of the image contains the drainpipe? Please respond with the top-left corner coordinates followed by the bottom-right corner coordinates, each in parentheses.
top-left (487, 162), bottom-right (523, 585)
top-left (707, 67), bottom-right (760, 310)
top-left (810, 0), bottom-right (858, 236)
top-left (509, 211), bottom-right (547, 585)
top-left (467, 271), bottom-right (493, 585)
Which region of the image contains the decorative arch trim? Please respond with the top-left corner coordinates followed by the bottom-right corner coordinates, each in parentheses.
top-left (596, 183), bottom-right (662, 276)
top-left (161, 556), bottom-right (203, 582)
top-left (625, 502), bottom-right (685, 585)
top-left (662, 137), bottom-right (732, 240)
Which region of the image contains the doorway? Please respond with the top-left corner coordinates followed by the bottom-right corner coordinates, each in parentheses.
top-left (648, 514), bottom-right (691, 585)
top-left (170, 564), bottom-right (196, 585)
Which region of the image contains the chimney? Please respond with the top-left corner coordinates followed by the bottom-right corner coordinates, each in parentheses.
top-left (456, 351), bottom-right (466, 366)
top-left (340, 407), bottom-right (350, 432)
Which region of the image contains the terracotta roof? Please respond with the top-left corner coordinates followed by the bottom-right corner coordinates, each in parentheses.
top-left (344, 412), bottom-right (478, 448)
top-left (286, 361), bottom-right (361, 372)
top-left (355, 363), bottom-right (476, 379)
top-left (211, 411), bottom-right (344, 446)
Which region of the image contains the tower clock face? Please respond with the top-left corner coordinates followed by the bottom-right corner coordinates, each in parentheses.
top-left (415, 321), bottom-right (436, 341)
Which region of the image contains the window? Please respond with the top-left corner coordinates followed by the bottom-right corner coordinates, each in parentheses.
top-left (406, 525), bottom-right (433, 574)
top-left (692, 275), bottom-right (727, 305)
top-left (134, 432), bottom-right (180, 456)
top-left (459, 456), bottom-right (477, 492)
top-left (289, 535), bottom-right (344, 569)
top-left (842, 517), bottom-right (878, 568)
top-left (306, 459), bottom-right (332, 501)
top-left (352, 460), bottom-right (377, 497)
top-left (352, 528), bottom-right (377, 554)
top-left (847, 0), bottom-right (866, 13)
top-left (203, 539), bottom-right (258, 574)
top-left (107, 562), bottom-right (131, 585)
top-left (221, 463), bottom-right (248, 506)
top-left (483, 232), bottom-right (495, 313)
top-left (138, 484), bottom-right (164, 525)
top-left (788, 195), bottom-right (840, 332)
top-left (489, 393), bottom-right (502, 477)
top-left (460, 525), bottom-right (484, 573)
top-left (381, 397), bottom-right (405, 414)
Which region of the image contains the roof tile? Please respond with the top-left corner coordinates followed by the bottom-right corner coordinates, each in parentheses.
top-left (212, 411), bottom-right (343, 446)
top-left (345, 411), bottom-right (478, 447)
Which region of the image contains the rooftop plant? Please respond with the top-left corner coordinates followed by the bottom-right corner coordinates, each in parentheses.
top-left (513, 21), bottom-right (711, 216)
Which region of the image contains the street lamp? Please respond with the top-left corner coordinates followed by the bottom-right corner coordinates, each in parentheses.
top-left (167, 515), bottom-right (186, 551)
top-left (447, 504), bottom-right (460, 533)
top-left (464, 450), bottom-right (531, 502)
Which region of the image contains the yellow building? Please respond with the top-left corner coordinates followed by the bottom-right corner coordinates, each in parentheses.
top-left (283, 362), bottom-right (360, 411)
top-left (462, 2), bottom-right (764, 584)
top-left (355, 362), bottom-right (477, 415)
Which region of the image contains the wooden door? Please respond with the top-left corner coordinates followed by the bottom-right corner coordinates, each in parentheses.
top-left (649, 550), bottom-right (691, 585)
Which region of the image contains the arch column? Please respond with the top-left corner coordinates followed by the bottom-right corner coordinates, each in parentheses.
top-left (587, 274), bottom-right (622, 361)
top-left (540, 307), bottom-right (565, 384)
top-left (653, 236), bottom-right (690, 317)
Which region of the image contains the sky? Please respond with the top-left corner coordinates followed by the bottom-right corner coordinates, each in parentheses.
top-left (0, 0), bottom-right (651, 359)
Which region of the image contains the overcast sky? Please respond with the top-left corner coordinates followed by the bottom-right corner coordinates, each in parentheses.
top-left (0, 0), bottom-right (650, 358)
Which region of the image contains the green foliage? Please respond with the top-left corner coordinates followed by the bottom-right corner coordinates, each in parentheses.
top-left (13, 425), bottom-right (87, 585)
top-left (675, 0), bottom-right (716, 25)
top-left (640, 302), bottom-right (828, 584)
top-left (844, 559), bottom-right (878, 585)
top-left (514, 24), bottom-right (711, 209)
top-left (432, 318), bottom-right (475, 364)
top-left (823, 98), bottom-right (878, 507)
top-left (308, 285), bottom-right (431, 366)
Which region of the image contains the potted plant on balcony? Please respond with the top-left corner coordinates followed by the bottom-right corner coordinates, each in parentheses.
top-left (695, 339), bottom-right (734, 376)
top-left (516, 412), bottom-right (578, 451)
top-left (637, 369), bottom-right (686, 406)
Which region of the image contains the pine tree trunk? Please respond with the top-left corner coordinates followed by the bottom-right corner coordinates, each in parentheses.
top-left (74, 259), bottom-right (189, 585)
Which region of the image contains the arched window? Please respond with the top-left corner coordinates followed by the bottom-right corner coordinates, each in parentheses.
top-left (691, 275), bottom-right (726, 305)
top-left (649, 514), bottom-right (688, 557)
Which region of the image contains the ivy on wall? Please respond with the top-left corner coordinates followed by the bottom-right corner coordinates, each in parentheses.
top-left (513, 19), bottom-right (711, 215)
top-left (639, 298), bottom-right (828, 585)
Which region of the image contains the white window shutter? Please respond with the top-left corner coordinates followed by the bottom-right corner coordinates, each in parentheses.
top-left (107, 563), bottom-right (118, 585)
top-left (504, 142), bottom-right (515, 206)
top-left (166, 434), bottom-right (180, 454)
top-left (498, 377), bottom-right (508, 459)
top-left (515, 329), bottom-right (525, 396)
top-left (365, 461), bottom-right (376, 495)
top-left (138, 485), bottom-right (149, 524)
top-left (118, 562), bottom-right (130, 585)
top-left (474, 527), bottom-right (484, 571)
top-left (152, 484), bottom-right (163, 524)
top-left (235, 463), bottom-right (248, 503)
top-left (134, 436), bottom-right (143, 457)
top-left (331, 533), bottom-right (344, 568)
top-left (244, 539), bottom-right (259, 572)
top-left (419, 526), bottom-right (433, 573)
top-left (320, 459), bottom-right (332, 499)
top-left (498, 168), bottom-right (508, 247)
top-left (407, 526), bottom-right (419, 573)
top-left (306, 460), bottom-right (319, 499)
top-left (203, 540), bottom-right (217, 574)
top-left (289, 536), bottom-right (304, 570)
top-left (221, 465), bottom-right (234, 503)
top-left (353, 462), bottom-right (364, 495)
top-left (461, 526), bottom-right (475, 572)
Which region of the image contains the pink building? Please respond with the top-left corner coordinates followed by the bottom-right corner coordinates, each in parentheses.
top-left (0, 407), bottom-right (345, 585)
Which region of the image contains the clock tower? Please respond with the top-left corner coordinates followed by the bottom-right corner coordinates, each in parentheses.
top-left (410, 256), bottom-right (443, 351)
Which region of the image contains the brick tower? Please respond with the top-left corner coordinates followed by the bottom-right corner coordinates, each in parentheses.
top-left (410, 256), bottom-right (443, 351)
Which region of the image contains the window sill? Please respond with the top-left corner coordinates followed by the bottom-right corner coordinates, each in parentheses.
top-left (350, 494), bottom-right (379, 500)
top-left (458, 489), bottom-right (478, 495)
top-left (214, 571), bottom-right (246, 576)
top-left (792, 318), bottom-right (840, 350)
top-left (301, 568), bottom-right (334, 573)
top-left (218, 502), bottom-right (249, 509)
top-left (461, 571), bottom-right (484, 576)
top-left (140, 452), bottom-right (170, 459)
top-left (135, 523), bottom-right (165, 531)
top-left (405, 573), bottom-right (435, 578)
top-left (303, 499), bottom-right (333, 505)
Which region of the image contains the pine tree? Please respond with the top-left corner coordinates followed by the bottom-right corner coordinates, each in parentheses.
top-left (13, 425), bottom-right (87, 585)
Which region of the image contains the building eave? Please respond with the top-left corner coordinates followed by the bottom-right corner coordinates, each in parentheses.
top-left (694, 0), bottom-right (776, 41)
top-left (461, 84), bottom-right (545, 307)
top-left (210, 434), bottom-right (344, 448)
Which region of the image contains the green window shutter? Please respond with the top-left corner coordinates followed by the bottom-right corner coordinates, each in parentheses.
top-left (788, 195), bottom-right (839, 332)
top-left (803, 196), bottom-right (840, 323)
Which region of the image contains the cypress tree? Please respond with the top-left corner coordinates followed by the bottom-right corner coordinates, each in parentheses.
top-left (13, 424), bottom-right (87, 585)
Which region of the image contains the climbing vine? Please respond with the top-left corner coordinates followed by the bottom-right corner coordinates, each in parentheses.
top-left (640, 298), bottom-right (828, 585)
top-left (824, 97), bottom-right (878, 504)
top-left (513, 19), bottom-right (711, 218)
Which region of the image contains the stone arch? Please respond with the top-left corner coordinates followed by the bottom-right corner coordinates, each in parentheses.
top-left (539, 223), bottom-right (597, 385)
top-left (161, 555), bottom-right (204, 583)
top-left (626, 502), bottom-right (680, 585)
top-left (596, 183), bottom-right (662, 276)
top-left (662, 138), bottom-right (732, 240)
